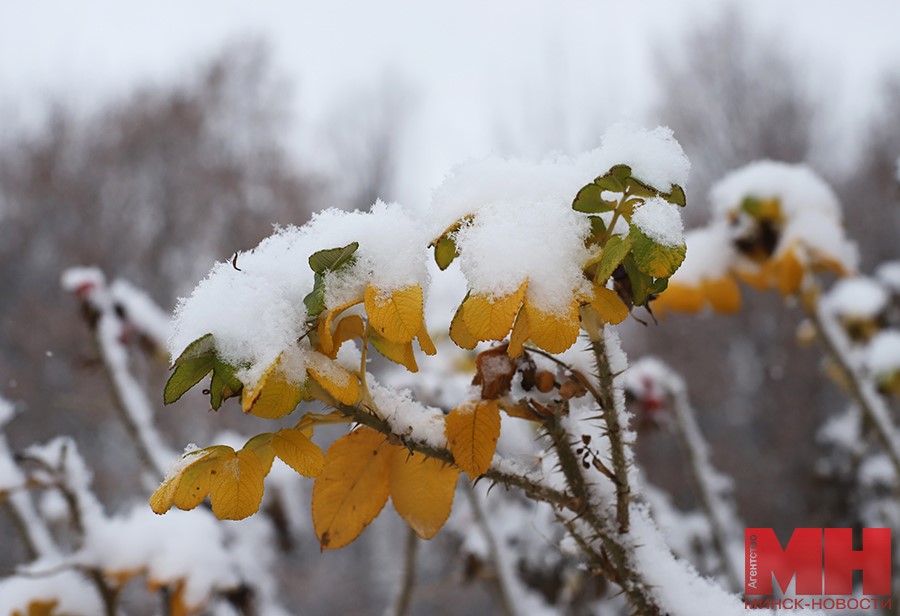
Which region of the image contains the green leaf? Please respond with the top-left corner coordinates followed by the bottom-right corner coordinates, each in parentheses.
top-left (666, 184), bottom-right (686, 207)
top-left (434, 235), bottom-right (458, 270)
top-left (588, 216), bottom-right (607, 241)
top-left (165, 333), bottom-right (216, 405)
top-left (303, 272), bottom-right (326, 321)
top-left (594, 234), bottom-right (632, 284)
top-left (173, 333), bottom-right (214, 366)
top-left (622, 254), bottom-right (653, 307)
top-left (164, 353), bottom-right (215, 404)
top-left (625, 177), bottom-right (657, 198)
top-left (210, 358), bottom-right (243, 410)
top-left (740, 196), bottom-right (763, 217)
top-left (594, 174), bottom-right (625, 193)
top-left (648, 277), bottom-right (669, 296)
top-left (308, 242), bottom-right (359, 274)
top-left (630, 226), bottom-right (687, 279)
top-left (573, 183), bottom-right (615, 213)
top-left (610, 164), bottom-right (632, 180)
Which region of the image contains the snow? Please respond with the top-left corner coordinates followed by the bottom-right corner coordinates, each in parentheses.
top-left (60, 266), bottom-right (105, 293)
top-left (169, 124), bottom-right (689, 379)
top-left (169, 202), bottom-right (429, 389)
top-left (780, 210), bottom-right (858, 270)
top-left (452, 196), bottom-right (592, 311)
top-left (109, 278), bottom-right (172, 346)
top-left (0, 571), bottom-right (103, 616)
top-left (0, 396), bottom-right (14, 426)
top-left (158, 443), bottom-right (203, 486)
top-left (709, 160), bottom-right (858, 271)
top-left (867, 330), bottom-right (900, 377)
top-left (629, 506), bottom-right (743, 616)
top-left (875, 260), bottom-right (900, 293)
top-left (369, 380), bottom-right (448, 449)
top-left (824, 277), bottom-right (888, 319)
top-left (96, 306), bottom-right (177, 476)
top-left (859, 453), bottom-right (894, 488)
top-left (632, 197), bottom-right (684, 247)
top-left (77, 505), bottom-right (241, 609)
top-left (596, 123), bottom-right (690, 192)
top-left (429, 124), bottom-right (688, 312)
top-left (710, 160), bottom-right (841, 221)
top-left (1, 398), bottom-right (62, 560)
top-left (817, 407), bottom-right (862, 454)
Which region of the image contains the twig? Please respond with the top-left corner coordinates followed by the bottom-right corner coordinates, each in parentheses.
top-left (93, 309), bottom-right (174, 481)
top-left (668, 383), bottom-right (743, 592)
top-left (335, 396), bottom-right (663, 613)
top-left (386, 526), bottom-right (419, 616)
top-left (462, 484), bottom-right (518, 616)
top-left (543, 413), bottom-right (659, 616)
top-left (337, 401), bottom-right (575, 510)
top-left (801, 277), bottom-right (900, 478)
top-left (583, 317), bottom-right (632, 534)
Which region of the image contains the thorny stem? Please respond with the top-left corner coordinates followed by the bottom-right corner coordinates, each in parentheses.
top-left (91, 312), bottom-right (170, 481)
top-left (387, 526), bottom-right (419, 616)
top-left (544, 414), bottom-right (660, 616)
top-left (800, 277), bottom-right (900, 479)
top-left (2, 500), bottom-right (40, 560)
top-left (668, 386), bottom-right (743, 592)
top-left (583, 317), bottom-right (632, 534)
top-left (335, 400), bottom-right (663, 616)
top-left (462, 484), bottom-right (518, 616)
top-left (1, 429), bottom-right (57, 559)
top-left (524, 346), bottom-right (605, 403)
top-left (336, 401), bottom-right (575, 510)
top-left (24, 448), bottom-right (120, 616)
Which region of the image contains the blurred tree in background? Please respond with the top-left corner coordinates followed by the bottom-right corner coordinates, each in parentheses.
top-left (0, 6), bottom-right (899, 614)
top-left (639, 7), bottom-right (900, 535)
top-left (0, 42), bottom-right (322, 495)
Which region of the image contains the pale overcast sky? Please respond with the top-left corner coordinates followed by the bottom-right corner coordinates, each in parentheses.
top-left (1, 0), bottom-right (898, 205)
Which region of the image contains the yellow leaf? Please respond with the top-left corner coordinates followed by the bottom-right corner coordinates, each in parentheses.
top-left (272, 428), bottom-right (325, 477)
top-left (370, 332), bottom-right (418, 372)
top-left (241, 360), bottom-right (305, 420)
top-left (317, 316), bottom-right (333, 356)
top-left (702, 276), bottom-right (741, 313)
top-left (590, 285), bottom-right (629, 325)
top-left (306, 352), bottom-right (360, 405)
top-left (389, 448), bottom-right (459, 539)
top-left (507, 308), bottom-right (529, 358)
top-left (365, 284), bottom-right (424, 344)
top-left (295, 410), bottom-right (351, 438)
top-left (449, 303), bottom-right (478, 350)
top-left (462, 282), bottom-right (527, 342)
top-left (319, 297), bottom-right (364, 355)
top-left (445, 400), bottom-right (501, 478)
top-left (653, 282), bottom-right (704, 315)
top-left (209, 447), bottom-right (267, 520)
top-left (737, 260), bottom-right (777, 290)
top-left (150, 446), bottom-right (231, 514)
top-left (776, 247), bottom-right (804, 296)
top-left (523, 299), bottom-right (580, 354)
top-left (312, 428), bottom-right (391, 550)
top-left (23, 600), bottom-right (58, 616)
top-left (167, 582), bottom-right (189, 616)
top-left (242, 433), bottom-right (276, 474)
top-left (329, 314), bottom-right (365, 359)
top-left (499, 399), bottom-right (538, 421)
top-left (417, 322), bottom-right (437, 356)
